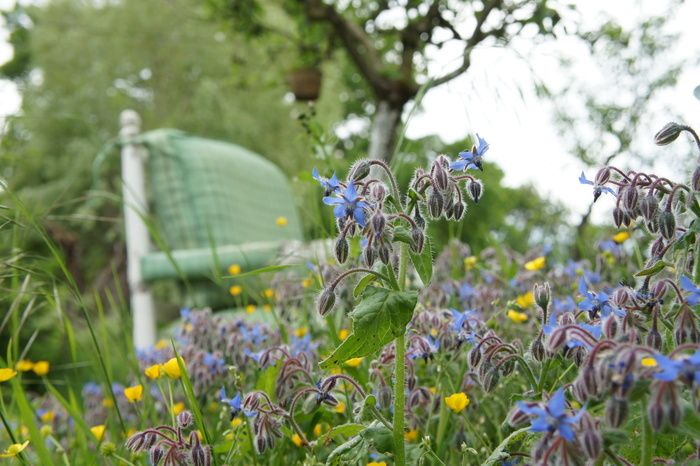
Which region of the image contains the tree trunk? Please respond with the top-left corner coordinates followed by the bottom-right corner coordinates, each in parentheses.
top-left (368, 100), bottom-right (403, 162)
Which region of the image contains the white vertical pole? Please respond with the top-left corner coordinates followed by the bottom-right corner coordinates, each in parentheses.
top-left (119, 110), bottom-right (156, 349)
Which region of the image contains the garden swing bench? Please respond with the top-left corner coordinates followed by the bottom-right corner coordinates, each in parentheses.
top-left (117, 110), bottom-right (307, 349)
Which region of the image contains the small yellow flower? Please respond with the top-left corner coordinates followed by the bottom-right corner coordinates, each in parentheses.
top-left (144, 364), bottom-right (161, 380)
top-left (15, 360), bottom-right (34, 372)
top-left (0, 368), bottom-right (17, 382)
top-left (90, 425), bottom-right (106, 441)
top-left (405, 428), bottom-right (419, 442)
top-left (334, 401), bottom-right (346, 414)
top-left (345, 357), bottom-right (363, 368)
top-left (444, 392), bottom-right (470, 413)
top-left (263, 288), bottom-right (275, 299)
top-left (245, 304), bottom-right (256, 315)
top-left (641, 357), bottom-right (657, 367)
top-left (230, 418), bottom-right (243, 428)
top-left (124, 384), bottom-right (144, 403)
top-left (367, 462), bottom-right (387, 466)
top-left (524, 256), bottom-right (546, 271)
top-left (338, 329), bottom-right (350, 341)
top-left (507, 310), bottom-right (528, 323)
top-left (313, 423), bottom-right (325, 437)
top-left (40, 410), bottom-right (55, 423)
top-left (330, 367), bottom-right (342, 375)
top-left (19, 426), bottom-right (28, 438)
top-left (172, 402), bottom-right (185, 416)
top-left (32, 361), bottom-right (50, 376)
top-left (612, 231), bottom-right (631, 244)
top-left (229, 285), bottom-right (243, 297)
top-left (464, 256), bottom-right (478, 270)
top-left (516, 292), bottom-right (535, 308)
top-left (428, 387), bottom-right (437, 395)
top-left (291, 433), bottom-right (303, 447)
top-left (154, 339), bottom-right (169, 350)
top-left (276, 216), bottom-right (288, 227)
top-left (0, 440), bottom-right (29, 458)
top-left (40, 425), bottom-right (53, 437)
top-left (102, 398), bottom-right (114, 408)
top-left (294, 327), bottom-right (308, 338)
top-left (162, 357), bottom-right (183, 379)
top-left (228, 263), bottom-right (241, 276)
top-left (430, 328), bottom-right (438, 337)
top-left (263, 304), bottom-right (272, 313)
top-left (126, 428), bottom-right (137, 438)
top-left (301, 278), bottom-right (314, 288)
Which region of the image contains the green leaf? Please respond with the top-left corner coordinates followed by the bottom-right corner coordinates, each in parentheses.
top-left (353, 273), bottom-right (377, 298)
top-left (317, 423), bottom-right (366, 446)
top-left (482, 427), bottom-right (530, 466)
top-left (359, 421), bottom-right (393, 453)
top-left (255, 360), bottom-right (281, 401)
top-left (320, 286), bottom-right (418, 368)
top-left (409, 236), bottom-right (433, 285)
top-left (635, 260), bottom-right (670, 277)
top-left (392, 226), bottom-right (413, 245)
top-left (326, 435), bottom-right (367, 466)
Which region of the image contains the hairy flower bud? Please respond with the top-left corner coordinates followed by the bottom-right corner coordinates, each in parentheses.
top-left (432, 160), bottom-right (449, 191)
top-left (640, 194), bottom-right (659, 221)
top-left (605, 398), bottom-right (628, 428)
top-left (622, 186), bottom-right (639, 212)
top-left (652, 281), bottom-right (667, 300)
top-left (647, 394), bottom-right (665, 431)
top-left (506, 405), bottom-right (531, 427)
top-left (350, 159), bottom-right (371, 181)
top-left (646, 327), bottom-right (663, 350)
top-left (468, 345), bottom-right (482, 368)
top-left (363, 244), bottom-right (376, 266)
top-left (654, 122), bottom-right (684, 146)
top-left (659, 210), bottom-right (676, 240)
top-left (534, 282), bottom-right (550, 311)
top-left (191, 438), bottom-right (212, 466)
top-left (428, 189), bottom-right (444, 218)
top-left (378, 243), bottom-right (391, 264)
top-left (613, 207), bottom-right (625, 229)
top-left (531, 331), bottom-right (546, 362)
top-left (150, 446), bottom-right (165, 465)
top-left (675, 306), bottom-right (699, 345)
top-left (581, 416), bottom-right (602, 460)
top-left (413, 208), bottom-right (425, 229)
top-left (317, 288), bottom-right (336, 316)
top-left (411, 227), bottom-right (425, 254)
top-left (603, 316), bottom-right (618, 340)
top-left (650, 237), bottom-right (665, 260)
top-left (372, 183), bottom-right (387, 201)
top-left (611, 287), bottom-right (630, 308)
top-left (452, 201), bottom-right (466, 221)
top-left (335, 236), bottom-right (349, 264)
top-left (177, 410), bottom-right (193, 429)
top-left (595, 167), bottom-right (611, 185)
top-left (467, 180), bottom-right (483, 203)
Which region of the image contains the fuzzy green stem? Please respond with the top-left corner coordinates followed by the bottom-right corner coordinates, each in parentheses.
top-left (640, 397), bottom-right (653, 466)
top-left (393, 333), bottom-right (406, 466)
top-left (435, 396), bottom-right (449, 457)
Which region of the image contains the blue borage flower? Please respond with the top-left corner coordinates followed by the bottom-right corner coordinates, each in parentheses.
top-left (544, 313), bottom-right (601, 349)
top-left (219, 388), bottom-right (256, 417)
top-left (203, 352), bottom-right (225, 373)
top-left (312, 167), bottom-right (341, 196)
top-left (323, 182), bottom-right (370, 228)
top-left (449, 308), bottom-right (480, 343)
top-left (290, 334), bottom-right (319, 357)
top-left (517, 388), bottom-right (584, 442)
top-left (450, 134), bottom-right (489, 171)
top-left (579, 171), bottom-right (616, 202)
top-left (653, 349), bottom-right (700, 385)
top-left (679, 275), bottom-right (700, 305)
top-left (578, 278), bottom-right (612, 318)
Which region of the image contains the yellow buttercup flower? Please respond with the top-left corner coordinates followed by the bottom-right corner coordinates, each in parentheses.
top-left (294, 327), bottom-right (308, 338)
top-left (245, 304), bottom-right (256, 315)
top-left (90, 425), bottom-right (106, 441)
top-left (276, 216), bottom-right (288, 227)
top-left (345, 357), bottom-right (363, 368)
top-left (154, 339), bottom-right (169, 350)
top-left (230, 418), bottom-right (243, 428)
top-left (172, 402), bottom-right (185, 416)
top-left (162, 357), bottom-right (183, 379)
top-left (0, 368), bottom-right (17, 382)
top-left (15, 360), bottom-right (34, 372)
top-left (428, 387), bottom-right (437, 395)
top-left (263, 288), bottom-right (275, 299)
top-left (301, 278), bottom-right (314, 288)
top-left (524, 256), bottom-right (546, 271)
top-left (0, 440), bottom-right (29, 458)
top-left (507, 310), bottom-right (528, 323)
top-left (641, 357), bottom-right (657, 367)
top-left (334, 401), bottom-right (346, 414)
top-left (367, 462), bottom-right (387, 466)
top-left (144, 364), bottom-right (161, 380)
top-left (40, 425), bottom-right (53, 437)
top-left (228, 263), bottom-right (241, 276)
top-left (32, 361), bottom-right (50, 376)
top-left (124, 384), bottom-right (144, 403)
top-left (338, 329), bottom-right (350, 341)
top-left (464, 256), bottom-right (478, 270)
top-left (291, 433), bottom-right (303, 447)
top-left (102, 398), bottom-right (114, 408)
top-left (330, 367), bottom-right (342, 375)
top-left (229, 285), bottom-right (243, 297)
top-left (313, 423), bottom-right (329, 437)
top-left (612, 231), bottom-right (631, 244)
top-left (516, 292), bottom-right (535, 308)
top-left (444, 392), bottom-right (470, 413)
top-left (40, 410), bottom-right (55, 423)
top-left (405, 428), bottom-right (419, 442)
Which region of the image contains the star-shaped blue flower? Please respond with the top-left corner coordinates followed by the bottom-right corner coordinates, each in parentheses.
top-left (450, 134), bottom-right (489, 171)
top-left (653, 350), bottom-right (700, 386)
top-left (220, 388), bottom-right (256, 417)
top-left (579, 172), bottom-right (616, 202)
top-left (312, 168), bottom-right (341, 196)
top-left (517, 388), bottom-right (584, 442)
top-left (679, 275), bottom-right (700, 305)
top-left (323, 182), bottom-right (369, 227)
top-left (578, 278), bottom-right (611, 319)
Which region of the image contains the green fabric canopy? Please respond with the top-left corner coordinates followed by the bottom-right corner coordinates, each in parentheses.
top-left (135, 129), bottom-right (303, 281)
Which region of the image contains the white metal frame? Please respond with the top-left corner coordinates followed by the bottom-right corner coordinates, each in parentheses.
top-left (119, 110), bottom-right (156, 349)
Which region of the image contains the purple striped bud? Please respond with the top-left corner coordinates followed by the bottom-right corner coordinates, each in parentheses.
top-left (413, 208), bottom-right (425, 229)
top-left (317, 288), bottom-right (336, 316)
top-left (605, 398), bottom-right (628, 428)
top-left (603, 316), bottom-right (618, 339)
top-left (364, 244), bottom-right (376, 266)
top-left (378, 243), bottom-right (391, 264)
top-left (611, 287), bottom-right (630, 308)
top-left (659, 210), bottom-right (676, 240)
top-left (534, 282), bottom-right (551, 311)
top-left (622, 186), bottom-right (639, 211)
top-left (650, 237), bottom-right (665, 260)
top-left (675, 306), bottom-right (699, 345)
top-left (126, 432), bottom-right (147, 452)
top-left (646, 327), bottom-right (663, 350)
top-left (432, 161), bottom-right (449, 191)
top-left (580, 414), bottom-right (602, 460)
top-left (647, 393), bottom-right (665, 431)
top-left (654, 122), bottom-right (683, 145)
top-left (506, 404), bottom-right (532, 427)
top-left (667, 387), bottom-right (682, 427)
top-left (645, 218), bottom-right (659, 234)
top-left (595, 167), bottom-right (611, 185)
top-left (177, 410), bottom-right (193, 428)
top-left (652, 281), bottom-right (667, 300)
top-left (372, 183), bottom-right (386, 201)
top-left (150, 446), bottom-right (165, 465)
top-left (371, 213), bottom-right (386, 235)
top-left (428, 189), bottom-right (443, 218)
top-left (452, 201), bottom-right (466, 221)
top-left (693, 166), bottom-right (700, 192)
top-left (613, 207), bottom-right (625, 228)
top-left (191, 437), bottom-right (212, 466)
top-left (350, 159), bottom-right (371, 181)
top-left (546, 328), bottom-right (568, 353)
top-left (531, 332), bottom-right (546, 362)
top-left (335, 236), bottom-right (349, 264)
top-left (411, 227), bottom-right (425, 253)
top-left (467, 180), bottom-right (483, 203)
top-left (640, 194), bottom-right (659, 221)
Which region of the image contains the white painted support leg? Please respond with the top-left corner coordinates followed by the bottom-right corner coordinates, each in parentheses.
top-left (119, 110), bottom-right (156, 349)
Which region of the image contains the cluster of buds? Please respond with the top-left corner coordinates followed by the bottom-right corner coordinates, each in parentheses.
top-left (468, 330), bottom-right (519, 392)
top-left (241, 391), bottom-right (287, 453)
top-left (126, 411), bottom-right (212, 466)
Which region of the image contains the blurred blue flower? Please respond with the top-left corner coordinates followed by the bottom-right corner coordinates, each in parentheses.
top-left (203, 352), bottom-right (225, 373)
top-left (290, 334), bottom-right (319, 356)
top-left (653, 350), bottom-right (700, 385)
top-left (220, 388), bottom-right (256, 417)
top-left (517, 388), bottom-right (583, 442)
top-left (578, 278), bottom-right (611, 318)
top-left (323, 182), bottom-right (369, 227)
top-left (312, 168), bottom-right (341, 196)
top-left (679, 275), bottom-right (700, 305)
top-left (450, 134), bottom-right (489, 171)
top-left (579, 172), bottom-right (616, 202)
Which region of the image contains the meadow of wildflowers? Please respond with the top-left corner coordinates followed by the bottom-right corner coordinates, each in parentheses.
top-left (2, 122), bottom-right (700, 466)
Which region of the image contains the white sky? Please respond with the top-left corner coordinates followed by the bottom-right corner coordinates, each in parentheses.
top-left (1, 0), bottom-right (699, 222)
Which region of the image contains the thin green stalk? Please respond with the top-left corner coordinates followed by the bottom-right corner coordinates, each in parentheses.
top-left (393, 332), bottom-right (407, 466)
top-left (640, 398), bottom-right (653, 466)
top-left (435, 395), bottom-right (449, 457)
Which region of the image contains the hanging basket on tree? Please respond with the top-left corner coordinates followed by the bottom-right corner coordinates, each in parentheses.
top-left (287, 68), bottom-right (322, 101)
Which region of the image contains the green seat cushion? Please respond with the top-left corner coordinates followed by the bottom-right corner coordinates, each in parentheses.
top-left (140, 240), bottom-right (283, 281)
